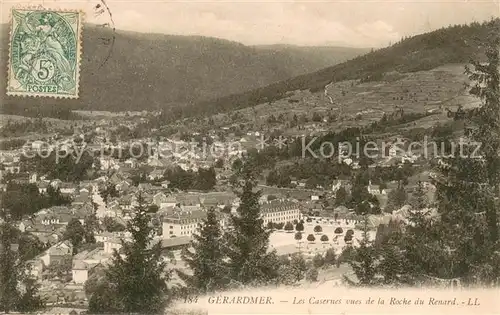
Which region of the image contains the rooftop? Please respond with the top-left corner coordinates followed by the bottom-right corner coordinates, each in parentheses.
top-left (260, 200), bottom-right (300, 213)
top-left (160, 236), bottom-right (192, 248)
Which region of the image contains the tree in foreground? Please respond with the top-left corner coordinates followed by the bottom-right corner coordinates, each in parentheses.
top-left (307, 234), bottom-right (316, 242)
top-left (394, 22), bottom-right (500, 286)
top-left (324, 248), bottom-right (337, 266)
top-left (344, 218), bottom-right (379, 286)
top-left (0, 222), bottom-right (44, 313)
top-left (179, 207), bottom-right (228, 293)
top-left (88, 194), bottom-right (170, 314)
top-left (306, 268), bottom-right (319, 282)
top-left (225, 179), bottom-right (279, 285)
top-left (0, 223), bottom-right (20, 312)
top-left (464, 21), bottom-right (500, 247)
top-left (312, 254), bottom-right (325, 268)
top-left (16, 275), bottom-right (44, 313)
top-left (278, 254), bottom-right (307, 285)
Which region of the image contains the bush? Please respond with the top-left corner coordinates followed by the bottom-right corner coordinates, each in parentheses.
top-left (312, 254), bottom-right (325, 268)
top-left (307, 234), bottom-right (316, 242)
top-left (324, 248), bottom-right (336, 266)
top-left (266, 222), bottom-right (274, 230)
top-left (289, 254), bottom-right (307, 281)
top-left (314, 225), bottom-right (323, 233)
top-left (305, 268), bottom-right (319, 282)
top-left (346, 229), bottom-right (354, 236)
top-left (293, 219), bottom-right (298, 225)
top-left (320, 235), bottom-right (329, 242)
top-left (344, 234), bottom-right (353, 242)
top-left (337, 246), bottom-right (354, 267)
top-left (278, 265), bottom-right (298, 285)
top-left (295, 222), bottom-right (304, 232)
top-left (278, 255), bottom-right (291, 266)
top-left (284, 222), bottom-right (294, 231)
top-left (294, 232), bottom-right (302, 241)
top-left (274, 222), bottom-right (285, 230)
top-left (334, 227), bottom-right (343, 234)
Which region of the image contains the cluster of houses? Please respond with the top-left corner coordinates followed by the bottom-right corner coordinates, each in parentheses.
top-left (6, 162), bottom-right (306, 306)
top-left (0, 117), bottom-right (439, 312)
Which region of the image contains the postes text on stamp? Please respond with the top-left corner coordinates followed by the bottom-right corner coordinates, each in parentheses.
top-left (7, 8), bottom-right (83, 98)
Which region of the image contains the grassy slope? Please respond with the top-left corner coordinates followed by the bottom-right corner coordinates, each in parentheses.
top-left (189, 20), bottom-right (497, 118)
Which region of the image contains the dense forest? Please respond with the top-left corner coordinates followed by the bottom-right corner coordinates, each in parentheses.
top-left (173, 19), bottom-right (499, 121)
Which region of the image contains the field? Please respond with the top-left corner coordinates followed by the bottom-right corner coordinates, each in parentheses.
top-left (188, 63), bottom-right (476, 137)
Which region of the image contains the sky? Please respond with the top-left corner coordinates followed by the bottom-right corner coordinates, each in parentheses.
top-left (1, 0), bottom-right (499, 47)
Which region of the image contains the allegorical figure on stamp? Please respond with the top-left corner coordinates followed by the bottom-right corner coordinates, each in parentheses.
top-left (8, 9), bottom-right (82, 97)
top-left (36, 13), bottom-right (73, 75)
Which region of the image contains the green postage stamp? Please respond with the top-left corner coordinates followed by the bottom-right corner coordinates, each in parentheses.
top-left (7, 8), bottom-right (83, 98)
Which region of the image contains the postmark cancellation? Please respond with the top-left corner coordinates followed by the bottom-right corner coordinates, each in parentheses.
top-left (7, 8), bottom-right (83, 98)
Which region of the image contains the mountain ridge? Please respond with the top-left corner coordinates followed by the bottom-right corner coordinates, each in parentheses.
top-left (0, 23), bottom-right (368, 117)
top-left (179, 19), bottom-right (499, 120)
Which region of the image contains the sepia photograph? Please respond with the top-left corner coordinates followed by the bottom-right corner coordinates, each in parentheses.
top-left (0, 0), bottom-right (499, 314)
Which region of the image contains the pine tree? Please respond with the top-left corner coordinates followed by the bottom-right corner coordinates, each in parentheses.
top-left (89, 194), bottom-right (170, 314)
top-left (178, 207), bottom-right (228, 293)
top-left (87, 281), bottom-right (121, 314)
top-left (385, 186), bottom-right (407, 212)
top-left (412, 22), bottom-right (500, 285)
top-left (225, 179), bottom-right (279, 285)
top-left (376, 219), bottom-right (414, 286)
top-left (409, 181), bottom-right (428, 209)
top-left (397, 207), bottom-right (449, 284)
top-left (345, 218), bottom-right (379, 286)
top-left (324, 248), bottom-right (336, 266)
top-left (0, 223), bottom-right (20, 313)
top-left (377, 243), bottom-right (411, 286)
top-left (0, 213), bottom-right (45, 313)
top-left (464, 20), bottom-right (500, 245)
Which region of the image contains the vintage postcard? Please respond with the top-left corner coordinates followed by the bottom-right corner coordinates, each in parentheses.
top-left (0, 0), bottom-right (500, 315)
top-left (6, 8), bottom-right (83, 98)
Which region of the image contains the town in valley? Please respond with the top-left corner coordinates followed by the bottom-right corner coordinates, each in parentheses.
top-left (0, 3), bottom-right (499, 315)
